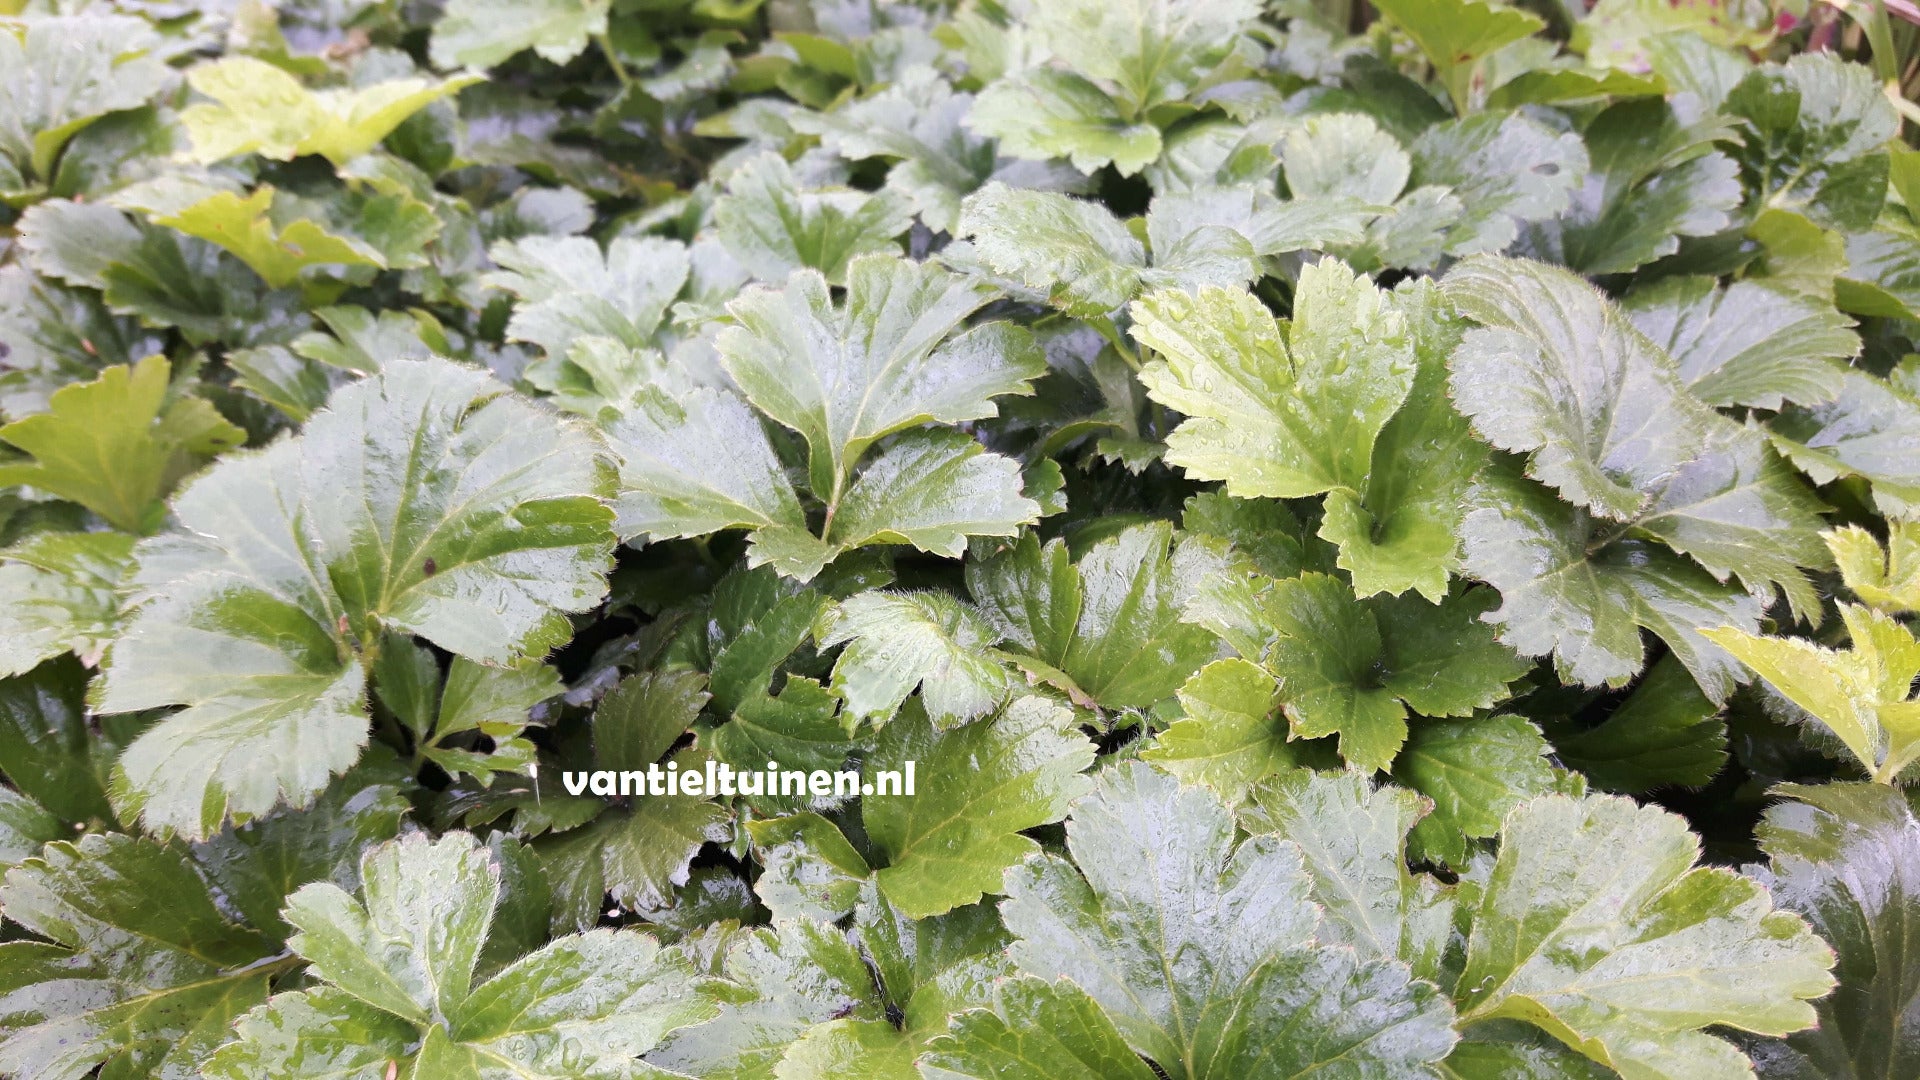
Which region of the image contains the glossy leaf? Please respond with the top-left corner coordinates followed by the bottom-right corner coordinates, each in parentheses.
top-left (98, 358), bottom-right (615, 837)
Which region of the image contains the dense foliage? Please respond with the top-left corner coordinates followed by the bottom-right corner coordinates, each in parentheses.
top-left (0, 0), bottom-right (1917, 1077)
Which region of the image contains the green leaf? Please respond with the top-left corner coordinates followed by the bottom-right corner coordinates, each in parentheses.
top-left (1520, 100), bottom-right (1742, 274)
top-left (709, 679), bottom-right (858, 816)
top-left (714, 153), bottom-right (914, 286)
top-left (0, 531), bottom-right (134, 675)
top-left (190, 765), bottom-right (410, 940)
top-left (1318, 280), bottom-right (1485, 601)
top-left (1142, 657), bottom-right (1295, 804)
top-left (1702, 604), bottom-right (1920, 782)
top-left (817, 590), bottom-right (1013, 729)
top-left (98, 358), bottom-right (615, 838)
top-left (0, 833), bottom-right (277, 1080)
top-left (0, 16), bottom-right (171, 192)
top-left (921, 977), bottom-right (1161, 1080)
top-left (745, 812), bottom-right (871, 923)
top-left (865, 696), bottom-right (1094, 918)
top-left (1243, 769), bottom-right (1453, 982)
top-left (1448, 256), bottom-right (1830, 619)
top-left (650, 918), bottom-right (876, 1079)
top-left (1744, 783), bottom-right (1920, 1078)
top-left (957, 184), bottom-right (1148, 317)
top-left (962, 0), bottom-right (1260, 175)
top-left (485, 233), bottom-right (688, 363)
top-left (967, 523), bottom-right (1227, 710)
top-left (1025, 0), bottom-right (1262, 114)
top-left (0, 355), bottom-right (243, 534)
top-left (1841, 229), bottom-right (1920, 320)
top-left (537, 671), bottom-right (732, 925)
top-left (207, 832), bottom-right (720, 1078)
top-left (0, 658), bottom-right (121, 825)
top-left (966, 68), bottom-right (1163, 177)
top-left (1462, 463), bottom-right (1765, 701)
top-left (796, 69), bottom-right (1085, 236)
top-left (1408, 112), bottom-right (1590, 260)
top-left (1132, 258), bottom-right (1416, 501)
top-left (1370, 0), bottom-right (1545, 111)
top-left (1726, 53), bottom-right (1900, 232)
top-left (772, 888), bottom-right (1011, 1076)
top-left (957, 183), bottom-right (1342, 319)
top-left (294, 305), bottom-right (445, 375)
top-left (539, 780), bottom-right (734, 927)
top-left (719, 253), bottom-right (1042, 499)
top-left (1397, 714), bottom-right (1561, 868)
top-left (0, 264), bottom-right (167, 420)
top-left (1624, 276), bottom-right (1856, 410)
top-left (17, 201), bottom-right (306, 347)
top-left (1551, 655), bottom-right (1727, 793)
top-left (142, 184), bottom-right (386, 288)
top-left (1772, 368), bottom-right (1920, 520)
top-left (430, 0), bottom-right (610, 69)
top-left (1456, 792), bottom-right (1835, 1080)
top-left (0, 789), bottom-right (63, 870)
top-left (381, 650), bottom-right (562, 785)
top-left (1825, 521), bottom-right (1920, 614)
top-left (1444, 255), bottom-right (1708, 520)
top-left (605, 386), bottom-right (818, 572)
top-left (1245, 573), bottom-right (1529, 771)
top-left (1001, 762), bottom-right (1459, 1079)
top-left (180, 57), bottom-right (479, 167)
top-left (703, 570), bottom-right (828, 713)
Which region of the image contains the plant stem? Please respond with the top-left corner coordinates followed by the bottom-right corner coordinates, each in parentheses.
top-left (596, 33), bottom-right (634, 87)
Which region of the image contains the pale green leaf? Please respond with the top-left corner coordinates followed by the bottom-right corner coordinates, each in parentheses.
top-left (1371, 0), bottom-right (1544, 110)
top-left (430, 0), bottom-right (610, 69)
top-left (1456, 793), bottom-right (1835, 1080)
top-left (0, 16), bottom-right (172, 190)
top-left (717, 253), bottom-right (1042, 501)
top-left (1461, 464), bottom-right (1765, 700)
top-left (604, 386), bottom-right (819, 573)
top-left (0, 355), bottom-right (243, 534)
top-left (967, 523), bottom-right (1227, 710)
top-left (817, 590), bottom-right (1012, 729)
top-left (966, 68), bottom-right (1162, 177)
top-left (1132, 258), bottom-right (1416, 500)
top-left (1409, 112), bottom-right (1589, 257)
top-left (1624, 276), bottom-right (1855, 410)
top-left (1026, 0), bottom-right (1261, 113)
top-left (0, 531), bottom-right (133, 675)
top-left (1002, 762), bottom-right (1459, 1079)
top-left (1825, 521), bottom-right (1920, 614)
top-left (1142, 657), bottom-right (1295, 804)
top-left (99, 358), bottom-right (614, 838)
top-left (180, 57), bottom-right (480, 167)
top-left (1243, 770), bottom-right (1453, 982)
top-left (920, 977), bottom-right (1160, 1080)
top-left (1319, 280), bottom-right (1484, 601)
top-left (1443, 255), bottom-right (1708, 520)
top-left (1703, 604), bottom-right (1920, 782)
top-left (211, 832), bottom-right (720, 1078)
top-left (1772, 368), bottom-right (1920, 520)
top-left (713, 153), bottom-right (913, 286)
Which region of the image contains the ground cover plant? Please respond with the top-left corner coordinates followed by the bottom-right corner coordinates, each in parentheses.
top-left (0, 0), bottom-right (1917, 1076)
